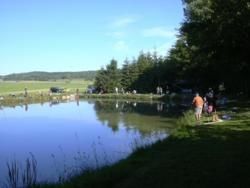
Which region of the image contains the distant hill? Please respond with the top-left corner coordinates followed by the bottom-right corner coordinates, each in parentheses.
top-left (0, 71), bottom-right (97, 81)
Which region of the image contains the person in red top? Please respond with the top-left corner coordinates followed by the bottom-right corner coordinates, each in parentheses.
top-left (192, 92), bottom-right (204, 123)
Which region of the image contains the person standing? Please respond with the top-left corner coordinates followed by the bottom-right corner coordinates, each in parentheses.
top-left (206, 88), bottom-right (214, 115)
top-left (115, 87), bottom-right (118, 94)
top-left (24, 87), bottom-right (28, 97)
top-left (192, 93), bottom-right (204, 124)
top-left (166, 85), bottom-right (170, 95)
top-left (159, 87), bottom-right (163, 95)
top-left (156, 86), bottom-right (160, 95)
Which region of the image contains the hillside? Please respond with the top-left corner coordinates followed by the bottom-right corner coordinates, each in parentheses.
top-left (0, 71), bottom-right (97, 81)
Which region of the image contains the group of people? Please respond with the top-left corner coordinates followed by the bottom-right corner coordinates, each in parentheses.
top-left (114, 87), bottom-right (137, 95)
top-left (192, 88), bottom-right (218, 124)
top-left (156, 85), bottom-right (170, 95)
top-left (156, 86), bottom-right (163, 95)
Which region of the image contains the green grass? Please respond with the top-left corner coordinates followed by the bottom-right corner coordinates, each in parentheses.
top-left (0, 80), bottom-right (92, 95)
top-left (35, 100), bottom-right (250, 188)
top-left (0, 80), bottom-right (92, 107)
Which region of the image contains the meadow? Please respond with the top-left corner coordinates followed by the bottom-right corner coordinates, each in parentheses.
top-left (0, 80), bottom-right (92, 95)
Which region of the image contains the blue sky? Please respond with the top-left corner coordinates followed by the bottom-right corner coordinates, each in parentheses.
top-left (0, 0), bottom-right (184, 75)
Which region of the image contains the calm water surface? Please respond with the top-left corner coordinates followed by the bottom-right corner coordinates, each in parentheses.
top-left (0, 99), bottom-right (177, 184)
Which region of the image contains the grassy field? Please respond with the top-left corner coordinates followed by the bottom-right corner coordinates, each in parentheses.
top-left (35, 99), bottom-right (250, 188)
top-left (0, 80), bottom-right (92, 95)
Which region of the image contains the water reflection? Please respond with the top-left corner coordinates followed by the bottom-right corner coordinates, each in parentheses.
top-left (0, 99), bottom-right (178, 185)
top-left (14, 97), bottom-right (81, 110)
top-left (93, 99), bottom-right (181, 116)
top-left (25, 103), bottom-right (28, 111)
top-left (157, 102), bottom-right (164, 112)
top-left (93, 100), bottom-right (178, 134)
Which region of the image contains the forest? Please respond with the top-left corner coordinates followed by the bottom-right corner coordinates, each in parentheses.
top-left (94, 0), bottom-right (250, 96)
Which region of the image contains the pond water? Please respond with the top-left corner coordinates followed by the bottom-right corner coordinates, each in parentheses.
top-left (0, 99), bottom-right (178, 185)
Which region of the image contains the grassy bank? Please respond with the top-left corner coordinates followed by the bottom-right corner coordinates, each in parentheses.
top-left (34, 100), bottom-right (250, 188)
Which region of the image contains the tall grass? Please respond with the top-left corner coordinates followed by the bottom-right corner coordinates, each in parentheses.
top-left (6, 160), bottom-right (19, 188)
top-left (22, 153), bottom-right (37, 188)
top-left (6, 154), bottom-right (37, 188)
top-left (176, 110), bottom-right (195, 126)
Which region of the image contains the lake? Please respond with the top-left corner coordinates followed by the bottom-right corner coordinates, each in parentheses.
top-left (0, 99), bottom-right (178, 185)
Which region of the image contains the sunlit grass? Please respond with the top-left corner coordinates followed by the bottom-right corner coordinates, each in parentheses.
top-left (0, 80), bottom-right (92, 95)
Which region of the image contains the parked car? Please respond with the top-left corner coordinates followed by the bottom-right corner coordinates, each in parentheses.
top-left (87, 85), bottom-right (96, 94)
top-left (50, 87), bottom-right (64, 93)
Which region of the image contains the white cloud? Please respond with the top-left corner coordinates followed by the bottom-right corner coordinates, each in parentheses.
top-left (148, 42), bottom-right (175, 56)
top-left (156, 42), bottom-right (173, 55)
top-left (113, 40), bottom-right (128, 52)
top-left (112, 17), bottom-right (137, 28)
top-left (106, 31), bottom-right (126, 38)
top-left (143, 27), bottom-right (176, 38)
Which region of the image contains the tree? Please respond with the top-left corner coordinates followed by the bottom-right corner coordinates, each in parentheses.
top-left (94, 67), bottom-right (108, 93)
top-left (177, 0), bottom-right (250, 94)
top-left (133, 52), bottom-right (155, 92)
top-left (121, 58), bottom-right (132, 91)
top-left (94, 59), bottom-right (121, 93)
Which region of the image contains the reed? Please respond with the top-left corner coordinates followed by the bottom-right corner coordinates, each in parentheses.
top-left (6, 160), bottom-right (19, 188)
top-left (6, 154), bottom-right (38, 188)
top-left (22, 153), bottom-right (37, 188)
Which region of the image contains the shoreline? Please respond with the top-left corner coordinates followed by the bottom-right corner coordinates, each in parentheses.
top-left (0, 93), bottom-right (173, 107)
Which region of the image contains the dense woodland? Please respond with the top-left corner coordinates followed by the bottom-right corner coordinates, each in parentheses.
top-left (94, 0), bottom-right (250, 96)
top-left (0, 71), bottom-right (96, 81)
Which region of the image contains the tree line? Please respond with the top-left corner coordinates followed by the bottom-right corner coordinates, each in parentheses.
top-left (0, 71), bottom-right (97, 81)
top-left (94, 52), bottom-right (175, 94)
top-left (95, 0), bottom-right (250, 96)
